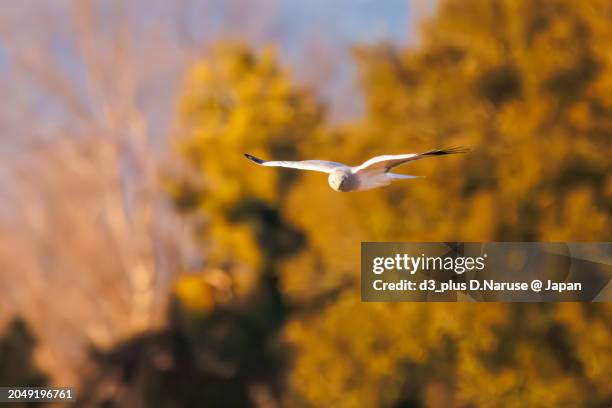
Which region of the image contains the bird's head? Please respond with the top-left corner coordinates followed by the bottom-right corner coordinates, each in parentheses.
top-left (328, 170), bottom-right (350, 192)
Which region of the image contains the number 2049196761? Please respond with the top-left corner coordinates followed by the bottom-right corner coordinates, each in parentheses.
top-left (1, 387), bottom-right (74, 402)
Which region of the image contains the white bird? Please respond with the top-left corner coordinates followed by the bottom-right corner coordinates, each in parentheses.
top-left (244, 147), bottom-right (469, 192)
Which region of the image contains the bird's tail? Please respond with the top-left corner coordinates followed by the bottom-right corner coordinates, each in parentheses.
top-left (421, 146), bottom-right (470, 156)
top-left (387, 173), bottom-right (423, 180)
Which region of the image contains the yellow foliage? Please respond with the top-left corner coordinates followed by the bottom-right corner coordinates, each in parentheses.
top-left (174, 2), bottom-right (612, 405)
top-left (173, 42), bottom-right (324, 292)
top-left (174, 275), bottom-right (215, 311)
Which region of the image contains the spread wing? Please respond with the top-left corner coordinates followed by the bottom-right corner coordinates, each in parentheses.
top-left (353, 147), bottom-right (469, 174)
top-left (244, 153), bottom-right (347, 174)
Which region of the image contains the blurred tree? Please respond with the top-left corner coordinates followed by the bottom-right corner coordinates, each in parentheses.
top-left (77, 298), bottom-right (290, 407)
top-left (0, 0), bottom-right (199, 385)
top-left (171, 43), bottom-right (321, 279)
top-left (0, 318), bottom-right (48, 407)
top-left (77, 43), bottom-right (325, 407)
top-left (78, 1), bottom-right (612, 406)
top-left (280, 0), bottom-right (612, 406)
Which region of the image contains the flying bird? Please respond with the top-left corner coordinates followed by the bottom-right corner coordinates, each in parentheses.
top-left (244, 146), bottom-right (469, 192)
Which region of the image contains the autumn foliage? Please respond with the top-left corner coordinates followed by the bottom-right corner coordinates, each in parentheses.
top-left (1, 0), bottom-right (610, 406)
top-left (168, 1), bottom-right (611, 406)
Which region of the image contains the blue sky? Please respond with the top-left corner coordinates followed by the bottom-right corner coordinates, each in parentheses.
top-left (275, 0), bottom-right (415, 119)
top-left (278, 0), bottom-right (410, 44)
top-left (0, 0), bottom-right (428, 145)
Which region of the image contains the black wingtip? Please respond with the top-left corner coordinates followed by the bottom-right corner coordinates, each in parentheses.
top-left (244, 153), bottom-right (265, 164)
top-left (422, 146), bottom-right (470, 156)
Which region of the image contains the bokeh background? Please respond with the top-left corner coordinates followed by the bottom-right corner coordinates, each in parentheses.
top-left (1, 0), bottom-right (611, 406)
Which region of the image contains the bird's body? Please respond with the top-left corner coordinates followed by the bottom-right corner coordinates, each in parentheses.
top-left (244, 147), bottom-right (469, 192)
top-left (327, 168), bottom-right (355, 192)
